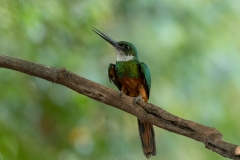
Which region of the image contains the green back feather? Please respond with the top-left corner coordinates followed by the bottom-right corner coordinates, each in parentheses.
top-left (140, 62), bottom-right (151, 98)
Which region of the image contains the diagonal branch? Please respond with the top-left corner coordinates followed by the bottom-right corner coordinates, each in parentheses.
top-left (0, 54), bottom-right (239, 159)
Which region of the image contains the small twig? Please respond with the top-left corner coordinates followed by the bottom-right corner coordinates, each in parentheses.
top-left (0, 54), bottom-right (239, 159)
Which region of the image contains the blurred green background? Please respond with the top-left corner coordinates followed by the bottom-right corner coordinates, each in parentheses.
top-left (1, 0), bottom-right (240, 160)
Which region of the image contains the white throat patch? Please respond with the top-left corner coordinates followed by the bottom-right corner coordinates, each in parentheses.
top-left (116, 50), bottom-right (134, 62)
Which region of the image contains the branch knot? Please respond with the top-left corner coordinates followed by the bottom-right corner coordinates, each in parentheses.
top-left (54, 67), bottom-right (67, 82)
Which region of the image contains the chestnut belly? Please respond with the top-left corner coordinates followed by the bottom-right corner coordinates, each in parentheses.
top-left (119, 76), bottom-right (144, 97)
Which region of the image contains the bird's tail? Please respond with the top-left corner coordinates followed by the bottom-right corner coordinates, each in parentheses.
top-left (138, 119), bottom-right (156, 158)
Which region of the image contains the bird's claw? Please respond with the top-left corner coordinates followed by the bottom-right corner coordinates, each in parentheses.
top-left (118, 91), bottom-right (123, 98)
top-left (133, 95), bottom-right (143, 105)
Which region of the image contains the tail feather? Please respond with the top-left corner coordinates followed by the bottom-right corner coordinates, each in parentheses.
top-left (138, 119), bottom-right (156, 158)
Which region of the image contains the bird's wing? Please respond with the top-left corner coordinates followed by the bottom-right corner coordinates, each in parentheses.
top-left (108, 63), bottom-right (122, 91)
top-left (140, 62), bottom-right (151, 98)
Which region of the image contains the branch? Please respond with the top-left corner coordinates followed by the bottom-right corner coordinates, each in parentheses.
top-left (0, 54), bottom-right (239, 159)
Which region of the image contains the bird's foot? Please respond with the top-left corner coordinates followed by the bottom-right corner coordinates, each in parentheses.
top-left (118, 91), bottom-right (123, 98)
top-left (133, 95), bottom-right (143, 105)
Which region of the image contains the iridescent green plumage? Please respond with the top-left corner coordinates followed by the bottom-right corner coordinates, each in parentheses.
top-left (116, 60), bottom-right (140, 78)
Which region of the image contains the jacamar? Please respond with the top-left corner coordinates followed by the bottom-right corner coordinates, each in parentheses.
top-left (92, 27), bottom-right (156, 158)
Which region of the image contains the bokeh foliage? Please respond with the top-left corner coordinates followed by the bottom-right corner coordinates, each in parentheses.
top-left (1, 0), bottom-right (240, 160)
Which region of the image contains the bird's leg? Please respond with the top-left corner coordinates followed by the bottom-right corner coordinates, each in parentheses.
top-left (118, 91), bottom-right (123, 98)
top-left (133, 85), bottom-right (147, 105)
top-left (119, 86), bottom-right (127, 99)
top-left (133, 95), bottom-right (144, 104)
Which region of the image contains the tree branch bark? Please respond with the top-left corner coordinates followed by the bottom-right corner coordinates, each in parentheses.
top-left (0, 54), bottom-right (239, 159)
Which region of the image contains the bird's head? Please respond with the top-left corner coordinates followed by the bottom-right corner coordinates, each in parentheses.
top-left (92, 27), bottom-right (138, 62)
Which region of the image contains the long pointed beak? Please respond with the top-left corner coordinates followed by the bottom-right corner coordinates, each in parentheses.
top-left (92, 27), bottom-right (119, 49)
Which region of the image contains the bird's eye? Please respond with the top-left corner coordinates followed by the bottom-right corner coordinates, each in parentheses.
top-left (123, 45), bottom-right (130, 50)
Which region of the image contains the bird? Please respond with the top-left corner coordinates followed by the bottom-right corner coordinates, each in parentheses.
top-left (92, 27), bottom-right (156, 158)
